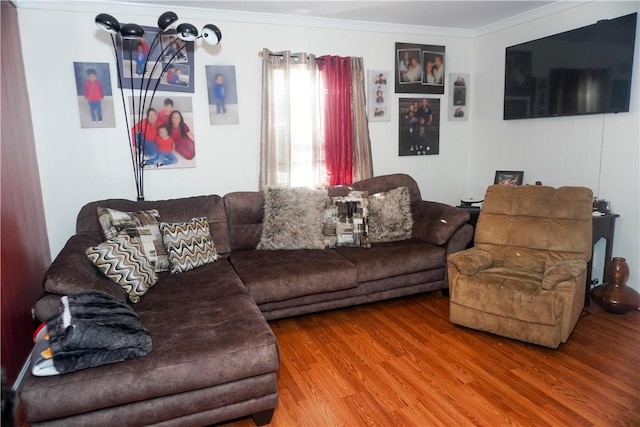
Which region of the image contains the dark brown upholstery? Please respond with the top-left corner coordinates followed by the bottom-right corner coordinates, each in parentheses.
top-left (21, 260), bottom-right (279, 425)
top-left (447, 185), bottom-right (593, 348)
top-left (23, 173), bottom-right (472, 426)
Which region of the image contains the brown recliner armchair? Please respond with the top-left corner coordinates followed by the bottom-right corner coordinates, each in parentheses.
top-left (447, 184), bottom-right (593, 348)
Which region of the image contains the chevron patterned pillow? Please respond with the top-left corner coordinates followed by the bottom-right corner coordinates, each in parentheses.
top-left (86, 235), bottom-right (158, 303)
top-left (160, 217), bottom-right (220, 274)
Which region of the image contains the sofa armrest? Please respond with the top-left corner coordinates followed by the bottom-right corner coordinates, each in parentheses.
top-left (542, 260), bottom-right (587, 290)
top-left (44, 234), bottom-right (127, 301)
top-left (412, 201), bottom-right (470, 246)
top-left (447, 247), bottom-right (494, 276)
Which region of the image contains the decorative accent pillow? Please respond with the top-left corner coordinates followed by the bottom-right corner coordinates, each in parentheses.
top-left (97, 207), bottom-right (169, 272)
top-left (160, 217), bottom-right (220, 274)
top-left (323, 191), bottom-right (370, 248)
top-left (257, 187), bottom-right (328, 250)
top-left (86, 235), bottom-right (158, 303)
top-left (367, 186), bottom-right (414, 243)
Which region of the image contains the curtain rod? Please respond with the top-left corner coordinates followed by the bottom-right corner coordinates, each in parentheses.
top-left (258, 51), bottom-right (325, 60)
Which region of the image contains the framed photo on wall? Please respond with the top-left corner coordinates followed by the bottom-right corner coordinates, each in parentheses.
top-left (116, 26), bottom-right (195, 93)
top-left (448, 73), bottom-right (469, 121)
top-left (395, 42), bottom-right (445, 94)
top-left (398, 97), bottom-right (440, 156)
top-left (368, 70), bottom-right (390, 122)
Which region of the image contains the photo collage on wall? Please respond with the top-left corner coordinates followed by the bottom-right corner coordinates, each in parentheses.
top-left (395, 42), bottom-right (445, 95)
top-left (367, 70), bottom-right (391, 122)
top-left (448, 73), bottom-right (469, 121)
top-left (116, 26), bottom-right (195, 93)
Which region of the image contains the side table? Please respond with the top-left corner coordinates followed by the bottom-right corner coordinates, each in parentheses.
top-left (585, 213), bottom-right (619, 306)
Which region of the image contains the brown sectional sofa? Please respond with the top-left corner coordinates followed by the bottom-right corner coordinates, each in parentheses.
top-left (21, 174), bottom-right (472, 426)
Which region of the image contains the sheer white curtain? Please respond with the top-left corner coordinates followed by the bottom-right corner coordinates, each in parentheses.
top-left (259, 48), bottom-right (325, 189)
top-left (350, 57), bottom-right (374, 182)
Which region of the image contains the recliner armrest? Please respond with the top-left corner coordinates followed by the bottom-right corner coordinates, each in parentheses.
top-left (447, 248), bottom-right (493, 276)
top-left (412, 201), bottom-right (470, 245)
top-left (542, 260), bottom-right (587, 290)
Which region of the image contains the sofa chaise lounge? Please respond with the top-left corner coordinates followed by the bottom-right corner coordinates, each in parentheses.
top-left (20, 173), bottom-right (472, 426)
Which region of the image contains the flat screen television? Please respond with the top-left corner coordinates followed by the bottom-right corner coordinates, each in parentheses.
top-left (504, 12), bottom-right (637, 120)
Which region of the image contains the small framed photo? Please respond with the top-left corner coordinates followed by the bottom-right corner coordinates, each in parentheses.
top-left (368, 70), bottom-right (390, 122)
top-left (494, 171), bottom-right (524, 186)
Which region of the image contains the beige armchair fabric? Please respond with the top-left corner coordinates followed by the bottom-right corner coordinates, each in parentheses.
top-left (447, 185), bottom-right (593, 348)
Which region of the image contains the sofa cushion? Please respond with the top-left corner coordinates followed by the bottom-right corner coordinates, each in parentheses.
top-left (367, 186), bottom-right (413, 243)
top-left (160, 217), bottom-right (220, 274)
top-left (86, 235), bottom-right (158, 303)
top-left (230, 249), bottom-right (358, 304)
top-left (224, 191), bottom-right (265, 252)
top-left (97, 207), bottom-right (170, 272)
top-left (77, 196), bottom-right (231, 255)
top-left (257, 187), bottom-right (328, 250)
top-left (44, 234), bottom-right (127, 301)
top-left (333, 239), bottom-right (446, 282)
top-left (21, 260), bottom-right (279, 423)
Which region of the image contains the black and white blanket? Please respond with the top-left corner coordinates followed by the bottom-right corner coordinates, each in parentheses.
top-left (31, 290), bottom-right (152, 376)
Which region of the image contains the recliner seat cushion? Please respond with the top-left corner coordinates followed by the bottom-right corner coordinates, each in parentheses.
top-left (451, 266), bottom-right (563, 325)
top-left (230, 249), bottom-right (358, 304)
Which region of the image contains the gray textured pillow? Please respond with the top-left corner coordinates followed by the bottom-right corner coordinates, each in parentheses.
top-left (160, 217), bottom-right (220, 274)
top-left (257, 187), bottom-right (328, 250)
top-left (97, 207), bottom-right (169, 272)
top-left (368, 186), bottom-right (414, 243)
top-left (86, 235), bottom-right (158, 303)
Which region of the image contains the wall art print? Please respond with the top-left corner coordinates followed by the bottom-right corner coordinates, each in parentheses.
top-left (367, 70), bottom-right (391, 122)
top-left (116, 26), bottom-right (195, 93)
top-left (398, 97), bottom-right (440, 156)
top-left (395, 42), bottom-right (445, 94)
top-left (448, 73), bottom-right (469, 121)
top-left (73, 62), bottom-right (115, 128)
top-left (206, 65), bottom-right (239, 125)
top-left (130, 96), bottom-right (196, 169)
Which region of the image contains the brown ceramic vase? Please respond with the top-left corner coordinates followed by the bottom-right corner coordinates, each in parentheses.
top-left (591, 257), bottom-right (640, 314)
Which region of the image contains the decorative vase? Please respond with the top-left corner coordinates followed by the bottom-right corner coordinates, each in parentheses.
top-left (591, 257), bottom-right (640, 314)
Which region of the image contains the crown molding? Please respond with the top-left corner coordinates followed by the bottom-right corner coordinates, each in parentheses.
top-left (473, 1), bottom-right (589, 37)
top-left (14, 0), bottom-right (590, 39)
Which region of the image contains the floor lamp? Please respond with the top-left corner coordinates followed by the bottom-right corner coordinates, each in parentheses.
top-left (95, 11), bottom-right (221, 201)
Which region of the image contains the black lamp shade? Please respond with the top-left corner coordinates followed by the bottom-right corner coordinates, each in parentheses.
top-left (95, 13), bottom-right (120, 34)
top-left (157, 11), bottom-right (178, 30)
top-left (202, 24), bottom-right (222, 45)
top-left (176, 23), bottom-right (198, 41)
top-left (120, 23), bottom-right (145, 39)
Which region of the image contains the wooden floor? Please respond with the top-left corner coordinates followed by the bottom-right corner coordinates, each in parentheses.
top-left (223, 292), bottom-right (640, 427)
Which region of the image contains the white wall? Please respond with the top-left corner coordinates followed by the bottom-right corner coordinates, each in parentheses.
top-left (18, 2), bottom-right (640, 292)
top-left (470, 1), bottom-right (640, 291)
top-left (18, 4), bottom-right (472, 259)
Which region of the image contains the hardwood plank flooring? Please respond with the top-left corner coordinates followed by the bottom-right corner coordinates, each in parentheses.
top-left (223, 292), bottom-right (640, 427)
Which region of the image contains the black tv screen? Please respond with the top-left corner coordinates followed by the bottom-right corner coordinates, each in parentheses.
top-left (504, 12), bottom-right (637, 120)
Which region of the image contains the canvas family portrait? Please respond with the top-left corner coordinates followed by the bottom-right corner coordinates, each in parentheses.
top-left (206, 65), bottom-right (239, 125)
top-left (398, 98), bottom-right (440, 156)
top-left (73, 62), bottom-right (115, 128)
top-left (129, 96), bottom-right (196, 169)
top-left (395, 42), bottom-right (445, 94)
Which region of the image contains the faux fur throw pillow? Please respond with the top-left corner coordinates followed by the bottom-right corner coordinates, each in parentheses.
top-left (257, 187), bottom-right (328, 250)
top-left (368, 186), bottom-right (414, 243)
